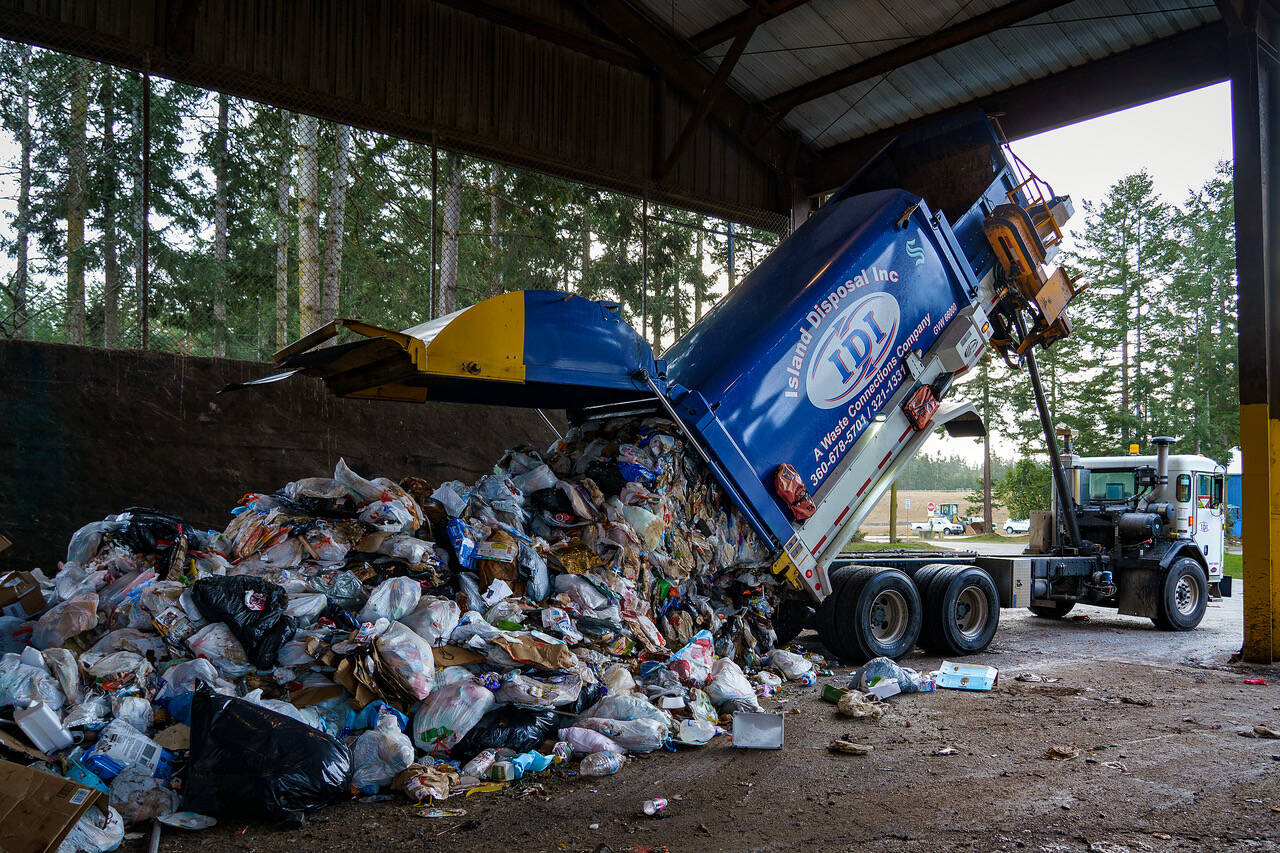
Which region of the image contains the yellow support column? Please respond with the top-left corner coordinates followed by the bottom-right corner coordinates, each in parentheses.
top-left (1229, 1), bottom-right (1280, 662)
top-left (1241, 405), bottom-right (1274, 661)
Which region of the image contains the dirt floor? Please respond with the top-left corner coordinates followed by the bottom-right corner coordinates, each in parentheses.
top-left (138, 593), bottom-right (1280, 853)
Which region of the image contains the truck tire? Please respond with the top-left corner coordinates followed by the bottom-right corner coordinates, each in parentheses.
top-left (1029, 600), bottom-right (1075, 619)
top-left (772, 598), bottom-right (813, 647)
top-left (835, 568), bottom-right (922, 663)
top-left (908, 563), bottom-right (952, 594)
top-left (921, 566), bottom-right (1000, 655)
top-left (1153, 557), bottom-right (1209, 631)
top-left (816, 566), bottom-right (866, 660)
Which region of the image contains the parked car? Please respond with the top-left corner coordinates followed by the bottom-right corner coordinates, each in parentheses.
top-left (1003, 518), bottom-right (1030, 534)
top-left (911, 515), bottom-right (965, 536)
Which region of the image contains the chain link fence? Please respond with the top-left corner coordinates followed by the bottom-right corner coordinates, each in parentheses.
top-left (0, 40), bottom-right (786, 361)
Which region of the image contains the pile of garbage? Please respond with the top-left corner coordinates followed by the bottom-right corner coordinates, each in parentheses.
top-left (0, 416), bottom-right (824, 849)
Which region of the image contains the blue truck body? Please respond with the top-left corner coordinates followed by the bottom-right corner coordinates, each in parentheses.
top-left (261, 114), bottom-right (1044, 599)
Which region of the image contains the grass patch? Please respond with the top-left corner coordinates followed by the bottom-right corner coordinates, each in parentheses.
top-left (843, 539), bottom-right (948, 552)
top-left (953, 533), bottom-right (1030, 544)
top-left (1224, 552), bottom-right (1242, 579)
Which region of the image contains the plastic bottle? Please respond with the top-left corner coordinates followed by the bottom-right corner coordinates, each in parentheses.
top-left (641, 797), bottom-right (668, 817)
top-left (460, 748), bottom-right (498, 778)
top-left (15, 700), bottom-right (73, 753)
top-left (578, 752), bottom-right (624, 777)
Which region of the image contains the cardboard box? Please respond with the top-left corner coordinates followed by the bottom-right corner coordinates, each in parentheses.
top-left (0, 759), bottom-right (106, 853)
top-left (0, 571), bottom-right (45, 619)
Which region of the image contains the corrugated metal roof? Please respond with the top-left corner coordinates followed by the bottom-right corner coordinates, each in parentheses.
top-left (632, 0), bottom-right (1222, 149)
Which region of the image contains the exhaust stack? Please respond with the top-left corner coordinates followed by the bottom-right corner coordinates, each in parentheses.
top-left (1151, 436), bottom-right (1174, 486)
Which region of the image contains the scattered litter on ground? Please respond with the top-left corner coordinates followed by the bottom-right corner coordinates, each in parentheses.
top-left (935, 661), bottom-right (998, 691)
top-left (851, 657), bottom-right (934, 696)
top-left (827, 739), bottom-right (872, 755)
top-left (731, 711), bottom-right (784, 749)
top-left (640, 797), bottom-right (668, 817)
top-left (1244, 678), bottom-right (1269, 686)
top-left (0, 418), bottom-right (830, 838)
top-left (1042, 745), bottom-right (1080, 761)
top-left (934, 746), bottom-right (957, 756)
top-left (1014, 673), bottom-right (1060, 684)
top-left (835, 691), bottom-right (884, 720)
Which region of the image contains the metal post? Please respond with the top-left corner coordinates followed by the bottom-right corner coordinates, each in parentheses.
top-left (641, 197), bottom-right (649, 341)
top-left (140, 67), bottom-right (151, 350)
top-left (889, 481), bottom-right (899, 544)
top-left (1229, 0), bottom-right (1280, 662)
top-left (1014, 312), bottom-right (1081, 551)
top-left (727, 221), bottom-right (736, 289)
top-left (430, 139), bottom-right (438, 319)
top-left (983, 356), bottom-right (993, 533)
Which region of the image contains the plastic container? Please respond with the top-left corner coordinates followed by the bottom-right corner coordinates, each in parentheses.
top-left (578, 751), bottom-right (623, 777)
top-left (15, 700), bottom-right (74, 753)
top-left (731, 711), bottom-right (784, 749)
top-left (487, 760), bottom-right (519, 782)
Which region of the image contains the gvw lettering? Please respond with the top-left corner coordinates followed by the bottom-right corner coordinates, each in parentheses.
top-left (806, 293), bottom-right (901, 410)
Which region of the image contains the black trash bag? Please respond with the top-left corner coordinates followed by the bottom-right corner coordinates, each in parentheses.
top-left (183, 686), bottom-right (352, 819)
top-left (584, 462), bottom-right (626, 497)
top-left (191, 576), bottom-right (297, 669)
top-left (109, 507), bottom-right (188, 554)
top-left (527, 487), bottom-right (574, 516)
top-left (565, 681), bottom-right (607, 716)
top-left (451, 706), bottom-right (560, 761)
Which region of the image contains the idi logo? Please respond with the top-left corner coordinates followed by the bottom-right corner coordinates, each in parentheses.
top-left (805, 292), bottom-right (900, 409)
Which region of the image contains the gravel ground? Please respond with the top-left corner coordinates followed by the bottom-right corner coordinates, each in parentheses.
top-left (139, 591), bottom-right (1280, 853)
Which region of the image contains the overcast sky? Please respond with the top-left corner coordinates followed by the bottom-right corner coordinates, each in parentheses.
top-left (934, 81), bottom-right (1235, 467)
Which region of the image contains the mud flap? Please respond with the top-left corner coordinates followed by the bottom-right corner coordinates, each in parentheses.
top-left (1116, 568), bottom-right (1161, 618)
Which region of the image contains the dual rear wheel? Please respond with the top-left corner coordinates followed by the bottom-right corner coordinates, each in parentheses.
top-left (815, 563), bottom-right (1000, 664)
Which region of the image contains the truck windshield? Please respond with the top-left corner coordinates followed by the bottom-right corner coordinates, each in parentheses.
top-left (1089, 470), bottom-right (1137, 501)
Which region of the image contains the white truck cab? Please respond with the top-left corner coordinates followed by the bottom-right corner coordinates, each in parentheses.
top-left (1068, 452), bottom-right (1226, 585)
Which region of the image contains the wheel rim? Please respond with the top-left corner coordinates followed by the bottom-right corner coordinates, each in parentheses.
top-left (1174, 575), bottom-right (1200, 615)
top-left (954, 585), bottom-right (989, 640)
top-left (869, 588), bottom-right (910, 645)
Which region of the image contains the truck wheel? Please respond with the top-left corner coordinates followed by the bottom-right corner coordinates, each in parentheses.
top-left (1153, 557), bottom-right (1209, 631)
top-left (1029, 600), bottom-right (1075, 619)
top-left (909, 563), bottom-right (952, 594)
top-left (921, 566), bottom-right (1000, 655)
top-left (816, 566), bottom-right (865, 660)
top-left (772, 598), bottom-right (813, 647)
top-left (835, 568), bottom-right (923, 663)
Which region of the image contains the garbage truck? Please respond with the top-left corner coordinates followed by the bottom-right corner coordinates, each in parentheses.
top-left (240, 112), bottom-right (1213, 664)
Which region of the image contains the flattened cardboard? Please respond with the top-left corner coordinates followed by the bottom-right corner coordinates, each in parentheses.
top-left (0, 571), bottom-right (45, 619)
top-left (432, 645), bottom-right (484, 668)
top-left (0, 759), bottom-right (106, 853)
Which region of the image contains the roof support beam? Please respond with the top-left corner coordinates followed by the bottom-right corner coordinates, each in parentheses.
top-left (575, 0), bottom-right (813, 177)
top-left (688, 0), bottom-right (813, 53)
top-left (809, 21), bottom-right (1229, 193)
top-left (434, 0), bottom-right (645, 70)
top-left (764, 0), bottom-right (1077, 117)
top-left (658, 2), bottom-right (765, 180)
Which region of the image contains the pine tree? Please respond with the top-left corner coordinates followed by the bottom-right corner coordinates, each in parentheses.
top-left (296, 114), bottom-right (321, 332)
top-left (1157, 162), bottom-right (1238, 462)
top-left (1063, 171), bottom-right (1176, 454)
top-left (65, 59), bottom-right (91, 344)
top-left (321, 123), bottom-right (350, 321)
